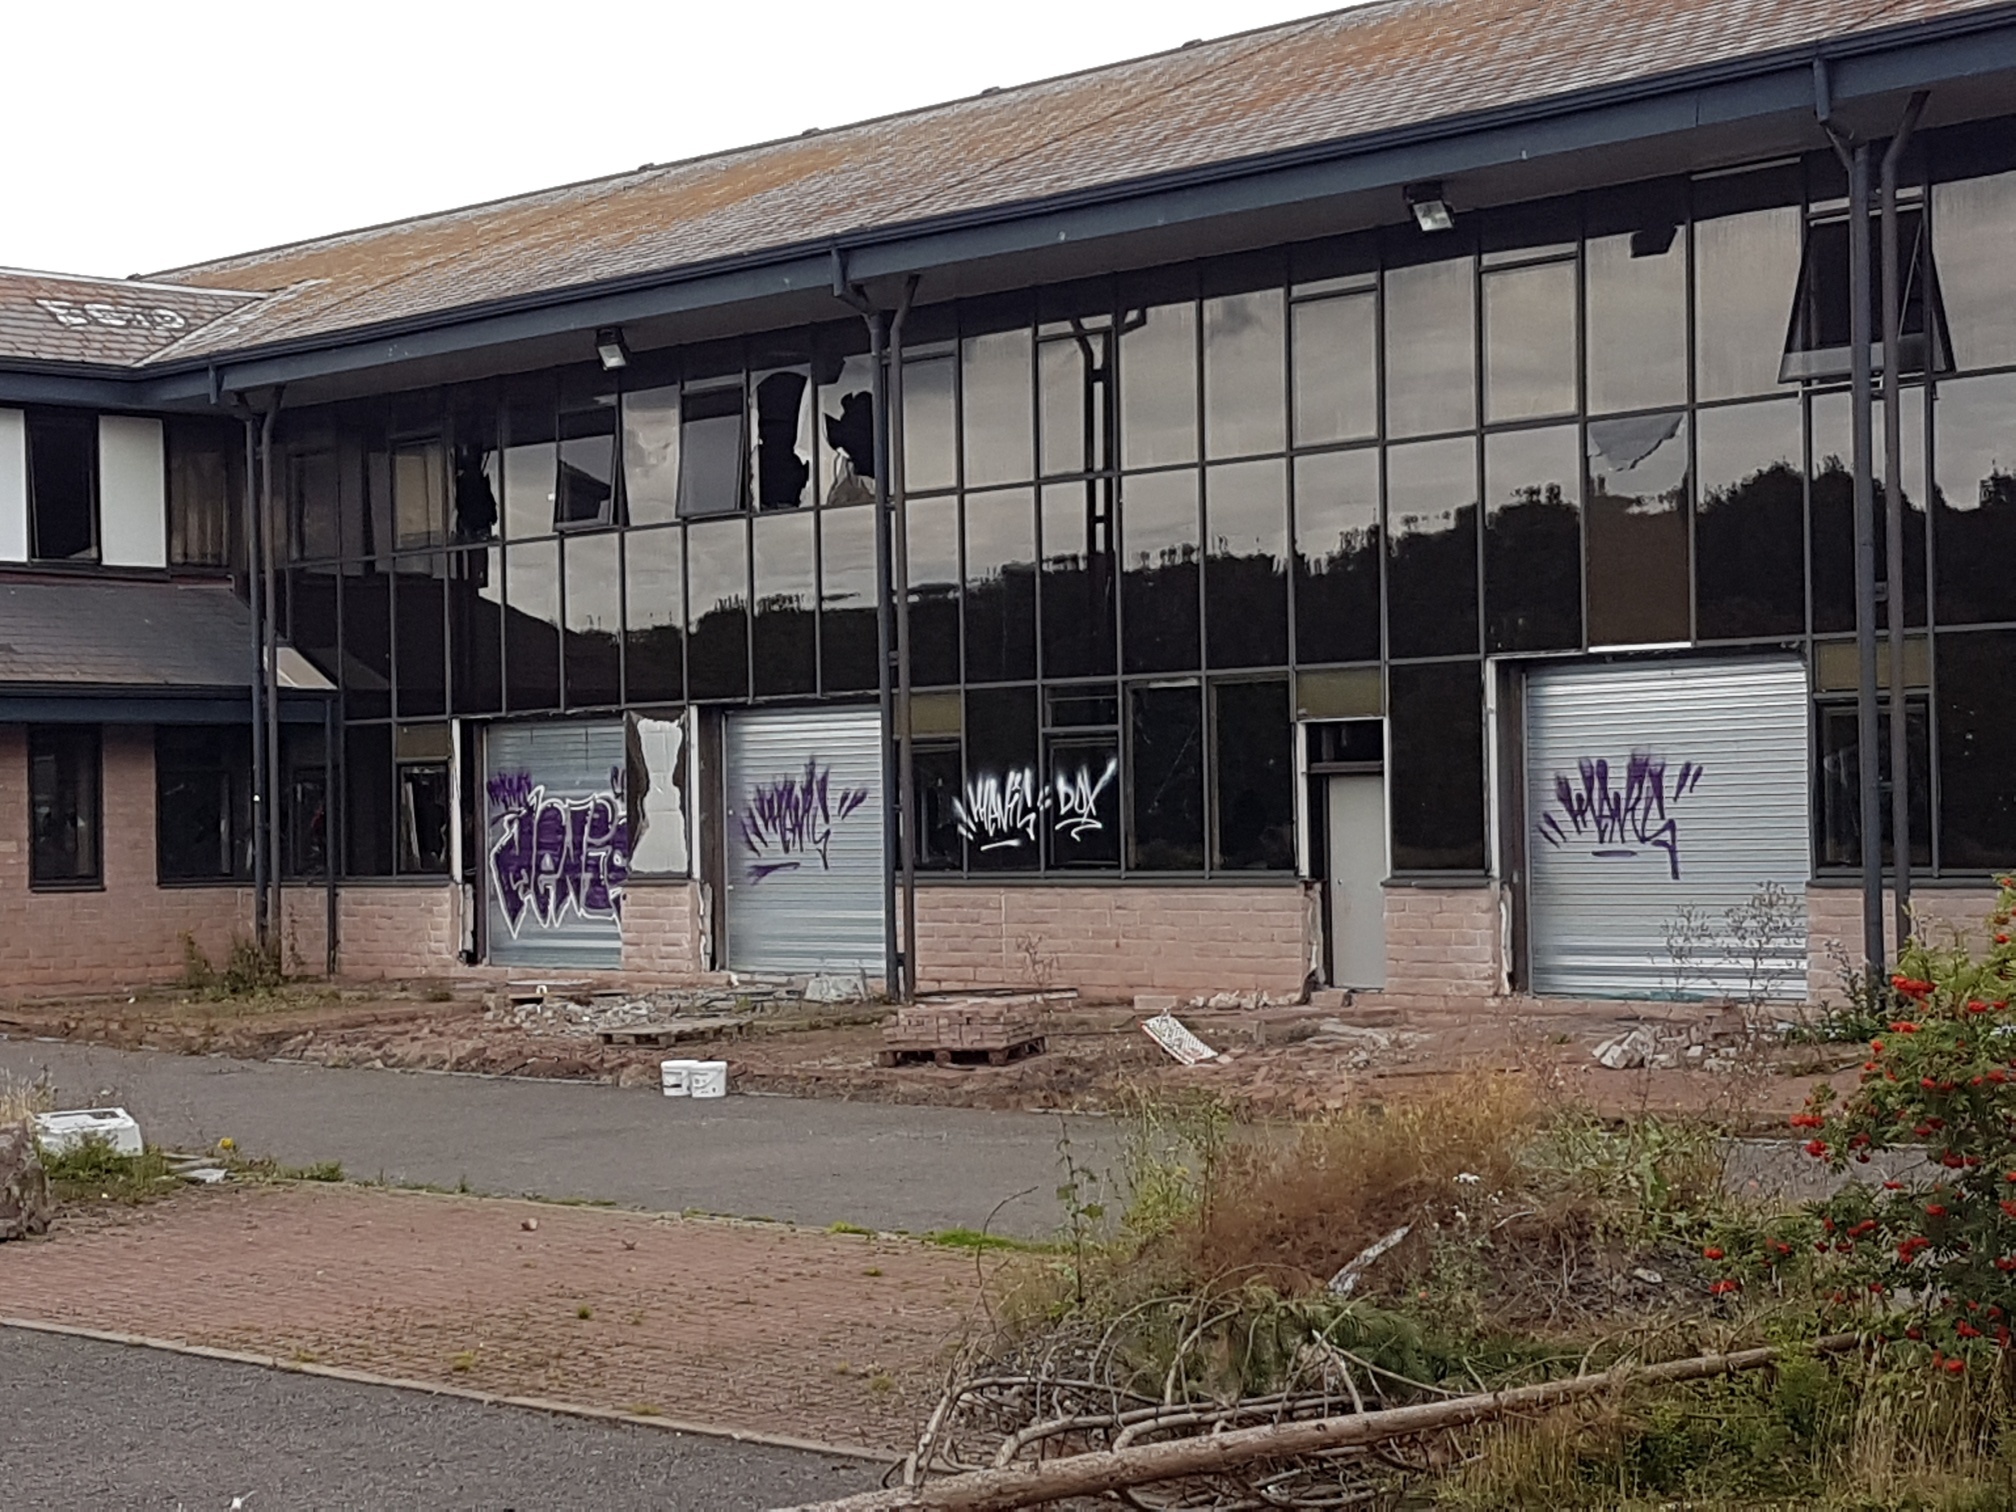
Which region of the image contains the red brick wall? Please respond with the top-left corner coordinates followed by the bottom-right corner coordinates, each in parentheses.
top-left (334, 883), bottom-right (462, 979)
top-left (1377, 884), bottom-right (1505, 1002)
top-left (913, 883), bottom-right (1312, 1000)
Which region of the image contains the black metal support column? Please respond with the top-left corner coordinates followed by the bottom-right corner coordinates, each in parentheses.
top-left (240, 412), bottom-right (269, 951)
top-left (259, 395), bottom-right (283, 961)
top-left (1849, 140), bottom-right (1886, 980)
top-left (887, 276), bottom-right (920, 1004)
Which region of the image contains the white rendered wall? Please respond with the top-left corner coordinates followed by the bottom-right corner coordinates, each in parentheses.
top-left (0, 409), bottom-right (26, 562)
top-left (98, 415), bottom-right (166, 568)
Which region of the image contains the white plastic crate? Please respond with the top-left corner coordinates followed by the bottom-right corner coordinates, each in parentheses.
top-left (33, 1107), bottom-right (144, 1157)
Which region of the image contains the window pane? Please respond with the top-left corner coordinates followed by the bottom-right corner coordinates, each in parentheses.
top-left (963, 328), bottom-right (1034, 486)
top-left (1129, 682), bottom-right (1205, 870)
top-left (166, 417), bottom-right (242, 568)
top-left (397, 760), bottom-right (451, 876)
top-left (450, 546), bottom-right (503, 715)
top-left (820, 505), bottom-right (879, 694)
top-left (621, 385), bottom-right (680, 526)
top-left (1388, 660), bottom-right (1485, 871)
top-left (27, 411), bottom-right (97, 562)
top-left (1816, 703), bottom-right (1931, 869)
top-left (906, 494), bottom-right (960, 688)
top-left (563, 530), bottom-right (622, 708)
top-left (903, 354), bottom-right (957, 493)
top-left (157, 727), bottom-right (248, 882)
top-left (505, 539), bottom-right (562, 711)
top-left (1039, 330), bottom-right (1110, 477)
top-left (751, 510), bottom-right (816, 695)
top-left (1293, 448), bottom-right (1381, 664)
top-left (1040, 480), bottom-right (1116, 679)
top-left (1695, 399), bottom-right (1804, 639)
top-left (449, 389), bottom-right (499, 545)
top-left (1384, 256), bottom-right (1475, 439)
top-left (390, 439), bottom-right (446, 550)
top-left (1203, 289), bottom-right (1286, 459)
top-left (1810, 386), bottom-right (1927, 635)
top-left (344, 724), bottom-right (394, 878)
top-left (1934, 372), bottom-right (2016, 626)
top-left (751, 367), bottom-right (812, 510)
top-left (964, 487), bottom-right (1036, 683)
top-left (1587, 412), bottom-right (1690, 646)
top-left (1205, 459), bottom-right (1288, 669)
top-left (677, 386), bottom-right (747, 518)
top-left (914, 742), bottom-right (965, 872)
top-left (501, 388), bottom-right (556, 540)
top-left (29, 726), bottom-right (99, 885)
top-left (1386, 436), bottom-right (1478, 658)
top-left (961, 685), bottom-right (1039, 872)
top-left (1483, 424), bottom-right (1582, 652)
top-left (1291, 292), bottom-right (1376, 447)
top-left (1046, 736), bottom-right (1120, 869)
top-left (1212, 678), bottom-right (1293, 870)
top-left (1120, 300), bottom-right (1198, 469)
top-left (1483, 260), bottom-right (1578, 423)
top-left (393, 555), bottom-right (447, 716)
top-left (290, 565), bottom-right (341, 685)
top-left (1934, 167), bottom-right (2016, 372)
top-left (1694, 166), bottom-right (1804, 402)
top-left (1939, 629), bottom-right (2016, 870)
top-left (555, 403), bottom-right (617, 528)
top-left (342, 569), bottom-right (392, 719)
top-left (818, 351), bottom-right (878, 507)
top-left (1585, 183), bottom-right (1688, 414)
top-left (623, 525), bottom-right (684, 705)
top-left (1120, 469), bottom-right (1200, 674)
top-left (686, 516), bottom-right (749, 699)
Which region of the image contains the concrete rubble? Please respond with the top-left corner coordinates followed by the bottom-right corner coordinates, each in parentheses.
top-left (1590, 1011), bottom-right (1758, 1071)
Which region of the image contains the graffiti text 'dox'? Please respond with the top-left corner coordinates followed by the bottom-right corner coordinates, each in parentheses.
top-left (487, 770), bottom-right (631, 936)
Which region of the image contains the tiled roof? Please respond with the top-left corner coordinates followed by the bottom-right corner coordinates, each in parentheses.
top-left (27, 0), bottom-right (2016, 369)
top-left (0, 579), bottom-right (259, 689)
top-left (0, 269), bottom-right (262, 367)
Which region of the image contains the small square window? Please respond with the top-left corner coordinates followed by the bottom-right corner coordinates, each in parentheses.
top-left (29, 725), bottom-right (101, 888)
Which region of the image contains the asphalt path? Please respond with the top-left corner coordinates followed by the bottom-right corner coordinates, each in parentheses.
top-left (0, 1037), bottom-right (1113, 1238)
top-left (0, 1327), bottom-right (874, 1510)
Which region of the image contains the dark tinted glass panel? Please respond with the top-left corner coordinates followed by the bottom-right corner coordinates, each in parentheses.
top-left (1039, 327), bottom-right (1112, 477)
top-left (393, 556), bottom-right (447, 716)
top-left (1934, 372), bottom-right (2016, 625)
top-left (1203, 289), bottom-right (1286, 459)
top-left (1695, 399), bottom-right (1804, 639)
top-left (677, 385), bottom-right (746, 518)
top-left (1934, 163), bottom-right (2016, 372)
top-left (1293, 448), bottom-right (1381, 664)
top-left (1810, 386), bottom-right (1927, 635)
top-left (344, 724), bottom-right (395, 878)
top-left (28, 725), bottom-right (98, 886)
top-left (751, 510), bottom-right (816, 696)
top-left (1938, 629), bottom-right (2016, 870)
top-left (342, 570), bottom-right (392, 719)
top-left (1695, 164), bottom-right (1804, 402)
top-left (963, 328), bottom-right (1034, 486)
top-left (1121, 469), bottom-right (1200, 674)
top-left (818, 351), bottom-right (878, 508)
top-left (392, 441), bottom-right (447, 551)
top-left (555, 402), bottom-right (618, 528)
top-left (1047, 688), bottom-right (1117, 728)
top-left (906, 494), bottom-right (960, 688)
top-left (686, 517), bottom-right (749, 699)
top-left (961, 685), bottom-right (1039, 871)
top-left (1291, 291), bottom-right (1377, 447)
top-left (563, 531), bottom-right (621, 707)
top-left (26, 410), bottom-right (96, 561)
top-left (286, 449), bottom-right (340, 563)
top-left (1781, 211), bottom-right (1941, 384)
top-left (157, 727), bottom-right (249, 882)
top-left (166, 417), bottom-right (242, 568)
top-left (397, 756), bottom-right (451, 875)
top-left (1040, 481), bottom-right (1116, 679)
top-left (1584, 181), bottom-right (1688, 415)
top-left (820, 505), bottom-right (879, 694)
top-left (914, 742), bottom-right (965, 872)
top-left (449, 547), bottom-right (503, 714)
top-left (1213, 678), bottom-right (1294, 870)
top-left (1384, 255), bottom-right (1475, 439)
top-left (505, 539), bottom-right (562, 711)
top-left (1120, 299), bottom-right (1199, 469)
top-left (621, 385), bottom-right (680, 526)
top-left (1386, 436), bottom-right (1478, 658)
top-left (1129, 682), bottom-right (1205, 870)
top-left (1816, 702), bottom-right (1931, 869)
top-left (623, 526), bottom-right (683, 705)
top-left (1484, 425), bottom-right (1581, 652)
top-left (1205, 459), bottom-right (1288, 669)
top-left (903, 354), bottom-right (957, 493)
top-left (1047, 735), bottom-right (1120, 869)
top-left (501, 388), bottom-right (555, 540)
top-left (964, 487), bottom-right (1036, 683)
top-left (752, 368), bottom-right (812, 510)
top-left (1388, 660), bottom-right (1485, 870)
top-left (289, 565), bottom-right (341, 685)
top-left (1587, 412), bottom-right (1690, 645)
top-left (1483, 260), bottom-right (1577, 424)
top-left (449, 389), bottom-right (500, 545)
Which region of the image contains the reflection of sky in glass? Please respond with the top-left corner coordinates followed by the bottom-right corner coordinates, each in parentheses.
top-left (820, 505), bottom-right (875, 610)
top-left (1120, 303), bottom-right (1198, 469)
top-left (1292, 292), bottom-right (1375, 447)
top-left (1386, 436), bottom-right (1474, 538)
top-left (1694, 205), bottom-right (1802, 402)
top-left (1588, 413), bottom-right (1688, 511)
top-left (903, 355), bottom-right (957, 493)
top-left (965, 488), bottom-right (1035, 589)
top-left (1122, 470), bottom-right (1198, 567)
top-left (1483, 260), bottom-right (1577, 424)
top-left (685, 518), bottom-right (747, 620)
top-left (622, 386), bottom-right (679, 525)
top-left (907, 494), bottom-right (959, 593)
top-left (1294, 448), bottom-right (1378, 569)
top-left (1937, 372), bottom-right (2016, 511)
top-left (1933, 171), bottom-right (2016, 371)
top-left (624, 527), bottom-right (681, 631)
top-left (564, 531), bottom-right (620, 634)
top-left (1384, 259), bottom-right (1474, 438)
top-left (1205, 459), bottom-right (1286, 566)
top-left (1204, 290), bottom-right (1285, 459)
top-left (962, 331), bottom-right (1033, 486)
top-left (752, 511), bottom-right (815, 609)
top-left (1696, 399), bottom-right (1799, 504)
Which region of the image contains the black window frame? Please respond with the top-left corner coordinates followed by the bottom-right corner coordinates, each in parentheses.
top-left (28, 724), bottom-right (103, 890)
top-left (24, 408), bottom-right (100, 564)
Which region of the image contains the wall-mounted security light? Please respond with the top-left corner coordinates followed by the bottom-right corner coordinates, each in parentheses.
top-left (1405, 182), bottom-right (1454, 233)
top-left (595, 326), bottom-right (630, 371)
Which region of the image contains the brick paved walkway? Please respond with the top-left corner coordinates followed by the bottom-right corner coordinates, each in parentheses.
top-left (0, 1185), bottom-right (992, 1454)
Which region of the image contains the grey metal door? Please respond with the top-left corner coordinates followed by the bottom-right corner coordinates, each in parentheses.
top-left (483, 720), bottom-right (628, 970)
top-left (1526, 657), bottom-right (1809, 1000)
top-left (1326, 773), bottom-right (1387, 989)
top-left (722, 707), bottom-right (885, 973)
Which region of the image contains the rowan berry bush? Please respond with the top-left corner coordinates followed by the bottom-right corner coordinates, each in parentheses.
top-left (1788, 879), bottom-right (2016, 1372)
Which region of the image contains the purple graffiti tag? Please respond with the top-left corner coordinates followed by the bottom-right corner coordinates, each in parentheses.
top-left (1536, 750), bottom-right (1703, 881)
top-left (739, 758), bottom-right (869, 882)
top-left (488, 777), bottom-right (630, 936)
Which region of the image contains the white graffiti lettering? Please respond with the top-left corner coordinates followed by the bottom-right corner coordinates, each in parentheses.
top-left (956, 768), bottom-right (1044, 850)
top-left (1052, 757), bottom-right (1118, 841)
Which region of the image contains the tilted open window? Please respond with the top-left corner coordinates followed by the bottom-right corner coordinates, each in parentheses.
top-left (1780, 206), bottom-right (1953, 383)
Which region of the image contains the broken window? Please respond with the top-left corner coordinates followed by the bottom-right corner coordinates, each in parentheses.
top-left (751, 368), bottom-right (812, 509)
top-left (395, 724), bottom-right (452, 876)
top-left (676, 384), bottom-right (747, 518)
top-left (26, 409), bottom-right (98, 562)
top-left (29, 725), bottom-right (101, 888)
top-left (817, 351), bottom-right (877, 507)
top-left (1779, 205), bottom-right (1953, 383)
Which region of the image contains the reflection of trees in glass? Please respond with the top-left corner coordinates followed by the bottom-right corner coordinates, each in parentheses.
top-left (1694, 460), bottom-right (1804, 639)
top-left (1811, 451), bottom-right (1927, 634)
top-left (1935, 467), bottom-right (2016, 625)
top-left (1485, 483), bottom-right (1580, 652)
top-left (1386, 503), bottom-right (1478, 658)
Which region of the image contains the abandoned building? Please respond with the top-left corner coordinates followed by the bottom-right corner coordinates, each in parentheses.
top-left (3, 0), bottom-right (2016, 1006)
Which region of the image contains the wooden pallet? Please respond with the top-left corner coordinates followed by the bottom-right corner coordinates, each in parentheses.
top-left (598, 1016), bottom-right (745, 1047)
top-left (878, 1035), bottom-right (1047, 1068)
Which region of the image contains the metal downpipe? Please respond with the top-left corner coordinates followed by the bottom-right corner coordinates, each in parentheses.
top-left (259, 394), bottom-right (284, 964)
top-left (240, 411), bottom-right (268, 951)
top-left (887, 276), bottom-right (921, 1004)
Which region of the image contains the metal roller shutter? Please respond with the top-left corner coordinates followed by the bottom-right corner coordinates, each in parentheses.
top-left (1526, 657), bottom-right (1810, 1000)
top-left (723, 707), bottom-right (886, 973)
top-left (484, 720), bottom-right (628, 970)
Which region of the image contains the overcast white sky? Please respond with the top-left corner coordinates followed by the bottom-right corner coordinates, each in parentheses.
top-left (5, 0), bottom-right (1350, 281)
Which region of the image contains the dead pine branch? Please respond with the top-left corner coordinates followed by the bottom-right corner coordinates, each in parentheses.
top-left (783, 1335), bottom-right (1861, 1512)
